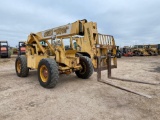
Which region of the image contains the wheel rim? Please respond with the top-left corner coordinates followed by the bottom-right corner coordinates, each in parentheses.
top-left (40, 65), bottom-right (48, 82)
top-left (17, 60), bottom-right (21, 73)
top-left (80, 62), bottom-right (86, 74)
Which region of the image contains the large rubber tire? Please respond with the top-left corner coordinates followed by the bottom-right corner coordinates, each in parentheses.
top-left (38, 58), bottom-right (59, 88)
top-left (75, 56), bottom-right (93, 79)
top-left (15, 56), bottom-right (29, 77)
top-left (75, 53), bottom-right (83, 57)
top-left (151, 51), bottom-right (158, 56)
top-left (137, 52), bottom-right (142, 56)
top-left (117, 52), bottom-right (121, 58)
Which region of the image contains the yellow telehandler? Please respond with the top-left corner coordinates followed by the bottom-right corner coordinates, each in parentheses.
top-left (15, 19), bottom-right (117, 88)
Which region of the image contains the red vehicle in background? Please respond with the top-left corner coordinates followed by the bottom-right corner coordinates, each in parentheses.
top-left (122, 48), bottom-right (133, 57)
top-left (18, 41), bottom-right (26, 56)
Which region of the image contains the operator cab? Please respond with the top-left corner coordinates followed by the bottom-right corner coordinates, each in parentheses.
top-left (52, 36), bottom-right (81, 51)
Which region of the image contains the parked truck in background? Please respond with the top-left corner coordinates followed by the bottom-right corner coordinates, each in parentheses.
top-left (0, 41), bottom-right (11, 58)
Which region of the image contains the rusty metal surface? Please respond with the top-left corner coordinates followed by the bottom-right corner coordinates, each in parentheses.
top-left (97, 56), bottom-right (101, 81)
top-left (94, 65), bottom-right (116, 72)
top-left (96, 53), bottom-right (116, 81)
top-left (107, 54), bottom-right (111, 78)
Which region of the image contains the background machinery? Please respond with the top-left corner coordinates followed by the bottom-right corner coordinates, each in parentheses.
top-left (122, 46), bottom-right (133, 57)
top-left (132, 45), bottom-right (149, 56)
top-left (18, 41), bottom-right (26, 56)
top-left (116, 46), bottom-right (122, 58)
top-left (157, 44), bottom-right (160, 55)
top-left (15, 19), bottom-right (117, 88)
top-left (0, 41), bottom-right (11, 58)
top-left (144, 45), bottom-right (158, 56)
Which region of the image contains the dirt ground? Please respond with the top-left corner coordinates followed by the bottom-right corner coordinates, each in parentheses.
top-left (0, 55), bottom-right (160, 120)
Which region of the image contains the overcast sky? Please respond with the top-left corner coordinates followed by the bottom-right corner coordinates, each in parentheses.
top-left (0, 0), bottom-right (160, 47)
